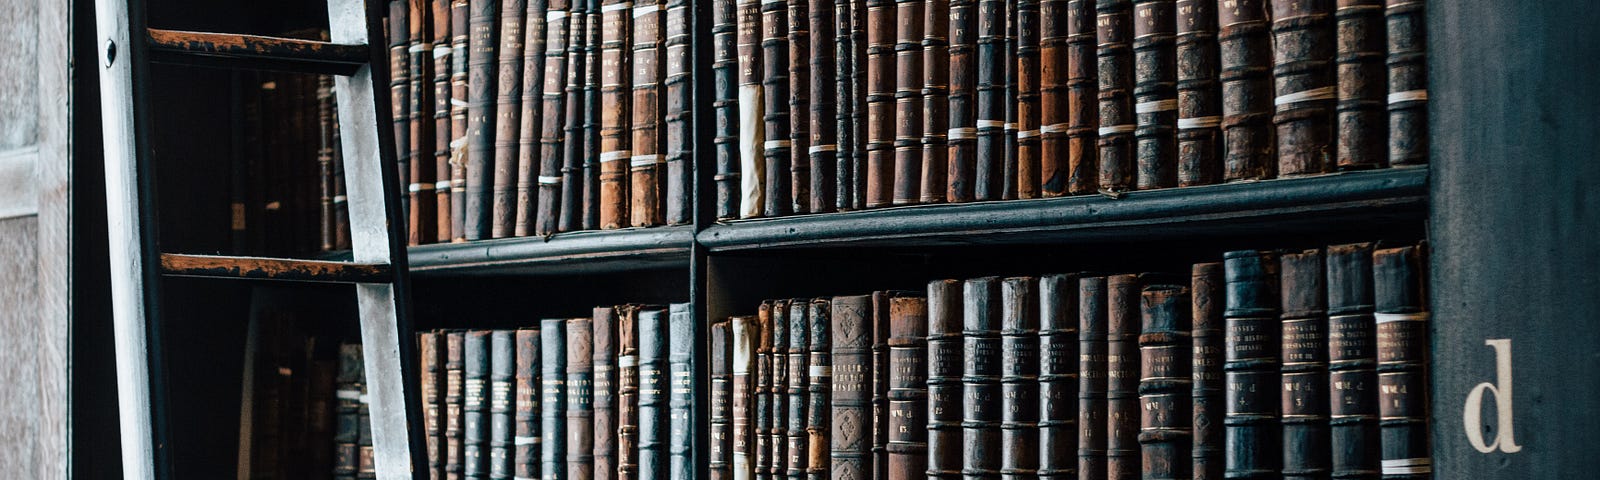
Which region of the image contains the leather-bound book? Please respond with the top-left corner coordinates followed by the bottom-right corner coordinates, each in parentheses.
top-left (422, 332), bottom-right (447, 479)
top-left (851, 0), bottom-right (869, 210)
top-left (834, 0), bottom-right (859, 211)
top-left (756, 303), bottom-right (776, 480)
top-left (1174, 0), bottom-right (1220, 186)
top-left (806, 299), bottom-right (832, 480)
top-left (714, 0), bottom-right (743, 219)
top-left (1384, 0), bottom-right (1425, 166)
top-left (638, 307), bottom-right (671, 480)
top-left (1190, 262), bottom-right (1225, 480)
top-left (515, 328), bottom-right (541, 480)
top-left (1325, 244), bottom-right (1379, 480)
top-left (945, 0), bottom-right (976, 202)
top-left (863, 0), bottom-right (896, 208)
top-left (336, 343), bottom-right (367, 479)
top-left (664, 0), bottom-right (693, 224)
top-left (973, 0), bottom-right (1004, 201)
top-left (962, 277), bottom-right (1002, 480)
top-left (733, 316), bottom-right (760, 480)
top-left (919, 0), bottom-right (949, 204)
top-left (1001, 0), bottom-right (1017, 200)
top-left (788, 301), bottom-right (813, 480)
top-left (317, 76), bottom-right (335, 251)
top-left (1015, 0), bottom-right (1042, 198)
top-left (435, 0), bottom-right (458, 240)
top-left (1270, 0), bottom-right (1335, 177)
top-left (1335, 0), bottom-right (1384, 169)
top-left (536, 0), bottom-right (572, 236)
top-left (594, 307), bottom-right (621, 480)
top-left (1373, 245), bottom-right (1430, 479)
top-left (389, 0), bottom-right (412, 232)
top-left (1096, 0), bottom-right (1136, 193)
top-left (925, 280), bottom-right (962, 480)
top-left (1105, 274), bottom-right (1141, 480)
top-left (583, 0), bottom-right (603, 230)
top-left (888, 295), bottom-right (929, 480)
top-left (619, 307), bottom-right (643, 480)
top-left (513, 0), bottom-right (546, 236)
top-left (1138, 284), bottom-right (1193, 480)
top-left (411, 0), bottom-right (438, 244)
top-left (1037, 0), bottom-right (1068, 197)
top-left (490, 331), bottom-right (517, 480)
top-left (1218, 0), bottom-right (1274, 181)
top-left (464, 0), bottom-right (499, 240)
top-left (809, 0), bottom-right (839, 212)
top-left (1132, 0), bottom-right (1177, 190)
top-left (632, 0), bottom-right (667, 228)
top-left (1077, 276), bottom-right (1108, 480)
top-left (1223, 250), bottom-right (1282, 480)
top-left (541, 319), bottom-right (569, 480)
top-left (829, 295), bottom-right (873, 480)
top-left (1001, 278), bottom-right (1041, 480)
top-left (465, 331), bottom-right (490, 479)
top-left (670, 304), bottom-right (697, 480)
top-left (560, 0), bottom-right (589, 232)
top-left (567, 318), bottom-right (596, 480)
top-left (1281, 249), bottom-right (1331, 480)
top-left (450, 0), bottom-right (471, 241)
top-left (492, 0), bottom-right (527, 238)
top-left (790, 0), bottom-right (814, 214)
top-left (447, 333), bottom-right (467, 479)
top-left (1064, 0), bottom-right (1099, 194)
top-left (713, 319), bottom-right (736, 480)
top-left (1037, 274), bottom-right (1079, 480)
top-left (598, 0), bottom-right (632, 229)
top-left (769, 300), bottom-right (792, 480)
top-left (765, 0), bottom-right (797, 216)
top-left (738, 0), bottom-right (769, 218)
top-left (893, 0), bottom-right (926, 205)
top-left (870, 292), bottom-right (902, 480)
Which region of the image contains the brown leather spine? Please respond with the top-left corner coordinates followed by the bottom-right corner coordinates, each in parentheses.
top-left (559, 0), bottom-right (589, 232)
top-left (568, 318), bottom-right (596, 480)
top-left (887, 296), bottom-right (929, 480)
top-left (864, 0), bottom-right (896, 208)
top-left (810, 0), bottom-right (840, 212)
top-left (1105, 274), bottom-right (1141, 480)
top-left (1219, 0), bottom-right (1275, 181)
top-left (390, 0), bottom-right (413, 240)
top-left (1078, 276), bottom-right (1108, 480)
top-left (1038, 0), bottom-right (1068, 197)
top-left (513, 0), bottom-right (546, 236)
top-left (715, 0), bottom-right (743, 220)
top-left (1138, 284), bottom-right (1193, 480)
top-left (870, 292), bottom-right (898, 480)
top-left (806, 300), bottom-right (832, 480)
top-left (318, 76), bottom-right (336, 252)
top-left (1190, 262), bottom-right (1225, 480)
top-left (829, 295), bottom-right (873, 480)
top-left (447, 332), bottom-right (467, 480)
top-left (1132, 0), bottom-right (1177, 190)
top-left (973, 0), bottom-right (1004, 201)
top-left (632, 0), bottom-right (667, 227)
top-left (733, 316), bottom-right (759, 480)
top-left (1325, 244), bottom-right (1378, 480)
top-left (1038, 274), bottom-right (1079, 480)
top-left (536, 0), bottom-right (572, 236)
top-left (893, 0), bottom-right (926, 205)
top-left (464, 0), bottom-right (499, 240)
top-left (1096, 0), bottom-right (1135, 193)
top-left (1271, 0), bottom-right (1336, 177)
top-left (422, 332), bottom-right (446, 479)
top-left (514, 328), bottom-right (540, 480)
top-left (770, 300), bottom-right (792, 480)
top-left (925, 280), bottom-right (962, 480)
top-left (1001, 278), bottom-right (1040, 480)
top-left (1334, 0), bottom-right (1384, 170)
top-left (919, 0), bottom-right (950, 204)
top-left (665, 0), bottom-right (693, 224)
top-left (411, 0), bottom-right (439, 244)
top-left (1384, 0), bottom-right (1425, 166)
top-left (765, 0), bottom-right (796, 216)
top-left (790, 0), bottom-right (814, 214)
top-left (963, 277), bottom-right (1002, 480)
top-left (450, 0), bottom-right (471, 242)
top-left (946, 0), bottom-right (977, 202)
top-left (493, 0), bottom-right (527, 238)
top-left (1065, 0), bottom-right (1099, 194)
top-left (1015, 0), bottom-right (1042, 198)
top-left (712, 319), bottom-right (735, 480)
top-left (757, 302), bottom-right (777, 480)
top-left (597, 0), bottom-right (632, 230)
top-left (436, 0), bottom-right (459, 240)
top-left (618, 307), bottom-right (641, 480)
top-left (1175, 0), bottom-right (1220, 187)
top-left (594, 307), bottom-right (620, 480)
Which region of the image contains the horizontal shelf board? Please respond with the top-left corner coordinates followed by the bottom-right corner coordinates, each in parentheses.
top-left (699, 167), bottom-right (1428, 252)
top-left (160, 253), bottom-right (390, 283)
top-left (146, 28), bottom-right (369, 75)
top-left (404, 225), bottom-right (695, 275)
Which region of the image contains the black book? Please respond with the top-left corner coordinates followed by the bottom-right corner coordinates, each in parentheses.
top-left (805, 299), bottom-right (832, 480)
top-left (465, 331), bottom-right (491, 479)
top-left (713, 0), bottom-right (743, 220)
top-left (464, 0), bottom-right (500, 240)
top-left (1223, 250), bottom-right (1282, 480)
top-left (1037, 274), bottom-right (1078, 480)
top-left (769, 299), bottom-right (792, 480)
top-left (962, 277), bottom-right (1002, 479)
top-left (446, 332), bottom-right (466, 480)
top-left (490, 331), bottom-right (516, 480)
top-left (711, 319), bottom-right (735, 480)
top-left (1077, 276), bottom-right (1107, 480)
top-left (638, 306), bottom-right (671, 480)
top-left (1374, 245), bottom-right (1430, 479)
top-left (1282, 249), bottom-right (1331, 480)
top-left (670, 304), bottom-right (696, 480)
top-left (1326, 244), bottom-right (1379, 480)
top-left (1138, 284), bottom-right (1193, 480)
top-left (541, 319), bottom-right (569, 480)
top-left (1105, 274), bottom-right (1141, 480)
top-left (925, 280), bottom-right (962, 480)
top-left (1000, 277), bottom-right (1040, 480)
top-left (787, 301), bottom-right (812, 480)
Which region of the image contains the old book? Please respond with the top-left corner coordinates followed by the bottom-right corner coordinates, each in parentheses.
top-left (809, 0), bottom-right (840, 212)
top-left (1174, 0), bottom-right (1221, 186)
top-left (411, 0), bottom-right (439, 244)
top-left (632, 0), bottom-right (667, 228)
top-left (1001, 0), bottom-right (1017, 200)
top-left (1219, 0), bottom-right (1274, 181)
top-left (464, 331), bottom-right (490, 479)
top-left (1001, 277), bottom-right (1041, 479)
top-left (447, 332), bottom-right (467, 479)
top-left (972, 0), bottom-right (1004, 201)
top-left (1325, 243), bottom-right (1379, 480)
top-left (464, 0), bottom-right (499, 240)
top-left (665, 0), bottom-right (693, 224)
top-left (335, 344), bottom-right (363, 479)
top-left (598, 0), bottom-right (632, 229)
top-left (714, 0), bottom-right (743, 219)
top-left (829, 295), bottom-right (873, 480)
top-left (863, 0), bottom-right (896, 208)
top-left (1037, 0), bottom-right (1068, 196)
top-left (618, 306), bottom-right (643, 480)
top-left (513, 0), bottom-right (546, 236)
top-left (582, 0), bottom-right (603, 230)
top-left (316, 76), bottom-right (336, 251)
top-left (806, 299), bottom-right (832, 480)
top-left (435, 0), bottom-right (458, 240)
top-left (1096, 0), bottom-right (1136, 193)
top-left (514, 328), bottom-right (540, 480)
top-left (1132, 0), bottom-right (1177, 189)
top-left (490, 331), bottom-right (516, 480)
top-left (887, 295), bottom-right (929, 480)
top-left (788, 301), bottom-right (813, 480)
top-left (541, 319), bottom-right (569, 480)
top-left (310, 357), bottom-right (338, 479)
top-left (733, 316), bottom-right (760, 480)
top-left (1139, 284), bottom-right (1193, 480)
top-left (492, 0), bottom-right (527, 238)
top-left (738, 0), bottom-right (769, 218)
top-left (1190, 262), bottom-right (1225, 480)
top-left (1271, 0), bottom-right (1336, 177)
top-left (1223, 250), bottom-right (1282, 480)
top-left (1077, 276), bottom-right (1108, 480)
top-left (560, 0), bottom-right (589, 232)
top-left (851, 0), bottom-right (869, 210)
top-left (1037, 274), bottom-right (1079, 480)
top-left (1105, 274), bottom-right (1141, 480)
top-left (660, 305), bottom-right (691, 479)
top-left (924, 280), bottom-right (962, 480)
top-left (790, 0), bottom-right (814, 214)
top-left (593, 307), bottom-right (621, 480)
top-left (756, 303), bottom-right (776, 480)
top-left (835, 0), bottom-right (860, 211)
top-left (390, 0), bottom-right (413, 235)
top-left (1335, 0), bottom-right (1385, 169)
top-left (870, 292), bottom-right (900, 480)
top-left (1385, 0), bottom-right (1426, 166)
top-left (944, 0), bottom-right (975, 202)
top-left (422, 332), bottom-right (447, 479)
top-left (1065, 0), bottom-right (1099, 194)
top-left (536, 0), bottom-right (572, 236)
top-left (1281, 249), bottom-right (1332, 480)
top-left (892, 0), bottom-right (926, 205)
top-left (567, 318), bottom-right (596, 480)
top-left (713, 319), bottom-right (735, 480)
top-left (1373, 245), bottom-right (1430, 478)
top-left (769, 300), bottom-right (793, 480)
top-left (1015, 0), bottom-right (1042, 198)
top-left (763, 0), bottom-right (796, 217)
top-left (962, 277), bottom-right (1002, 480)
top-left (450, 0), bottom-right (470, 241)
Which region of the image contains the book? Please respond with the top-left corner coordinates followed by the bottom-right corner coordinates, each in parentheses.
top-left (790, 0), bottom-right (814, 215)
top-left (1325, 243), bottom-right (1379, 480)
top-left (336, 343), bottom-right (365, 478)
top-left (1001, 277), bottom-right (1040, 479)
top-left (490, 331), bottom-right (516, 480)
top-left (1132, 0), bottom-right (1177, 190)
top-left (1065, 0), bottom-right (1098, 194)
top-left (447, 332), bottom-right (467, 479)
top-left (1282, 249), bottom-right (1331, 479)
top-left (945, 0), bottom-right (976, 202)
top-left (560, 0), bottom-right (589, 232)
top-left (805, 299), bottom-right (832, 480)
top-left (810, 0), bottom-right (840, 212)
top-left (670, 304), bottom-right (697, 480)
top-left (1096, 0), bottom-right (1136, 193)
top-left (738, 0), bottom-right (769, 218)
top-left (594, 307), bottom-right (621, 480)
top-left (411, 0), bottom-right (438, 244)
top-left (390, 0), bottom-right (413, 235)
top-left (1373, 245), bottom-right (1430, 478)
top-left (1223, 250), bottom-right (1282, 479)
top-left (1105, 274), bottom-right (1141, 480)
top-left (1218, 0), bottom-right (1274, 181)
top-left (464, 0), bottom-right (499, 240)
top-left (664, 0), bottom-right (694, 224)
top-left (714, 0), bottom-right (743, 219)
top-left (1190, 262), bottom-right (1225, 480)
top-left (962, 277), bottom-right (1002, 479)
top-left (451, 0), bottom-right (472, 241)
top-left (492, 0), bottom-right (527, 238)
top-left (1174, 0), bottom-right (1220, 186)
top-left (829, 295), bottom-right (873, 480)
top-left (893, 0), bottom-right (926, 205)
top-left (1138, 284), bottom-right (1193, 480)
top-left (869, 292), bottom-right (896, 480)
top-left (515, 328), bottom-right (541, 480)
top-left (788, 301), bottom-right (813, 480)
top-left (733, 315), bottom-right (760, 480)
top-left (1271, 0), bottom-right (1336, 177)
top-left (632, 0), bottom-right (667, 228)
top-left (1037, 0), bottom-right (1068, 196)
top-left (756, 303), bottom-right (776, 480)
top-left (465, 330), bottom-right (490, 479)
top-left (973, 0), bottom-right (1004, 200)
top-left (583, 0), bottom-right (604, 230)
top-left (712, 319), bottom-right (735, 480)
top-left (863, 0), bottom-right (896, 208)
top-left (541, 319), bottom-right (569, 480)
top-left (887, 294), bottom-right (929, 480)
top-left (423, 332), bottom-right (447, 479)
top-left (1077, 276), bottom-right (1107, 480)
top-left (1037, 274), bottom-right (1078, 480)
top-left (1001, 0), bottom-right (1017, 200)
top-left (1015, 0), bottom-right (1042, 199)
top-left (536, 0), bottom-right (572, 236)
top-left (436, 0), bottom-right (458, 239)
top-left (917, 0), bottom-right (949, 205)
top-left (619, 307), bottom-right (642, 480)
top-left (599, 0), bottom-right (631, 230)
top-left (764, 0), bottom-right (797, 217)
top-left (1385, 0), bottom-right (1426, 166)
top-left (771, 299), bottom-right (793, 480)
top-left (851, 0), bottom-right (869, 210)
top-left (924, 280), bottom-right (962, 480)
top-left (835, 0), bottom-right (860, 210)
top-left (1335, 0), bottom-right (1385, 170)
top-left (513, 0), bottom-right (546, 236)
top-left (568, 318), bottom-right (596, 480)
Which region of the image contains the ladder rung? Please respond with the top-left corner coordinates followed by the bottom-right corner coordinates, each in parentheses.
top-left (147, 29), bottom-right (370, 76)
top-left (159, 253), bottom-right (391, 283)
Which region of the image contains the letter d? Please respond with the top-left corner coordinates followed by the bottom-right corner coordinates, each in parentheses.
top-left (1463, 338), bottom-right (1522, 453)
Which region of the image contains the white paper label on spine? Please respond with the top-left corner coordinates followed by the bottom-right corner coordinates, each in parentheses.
top-left (435, 181), bottom-right (452, 190)
top-left (514, 436), bottom-right (541, 446)
top-left (1040, 123), bottom-right (1070, 133)
top-left (538, 175), bottom-right (562, 185)
top-left (1375, 312), bottom-right (1430, 324)
top-left (1017, 130), bottom-right (1040, 139)
top-left (434, 46), bottom-right (451, 58)
top-left (1178, 116), bottom-right (1222, 129)
top-left (333, 195), bottom-right (348, 204)
top-left (809, 365), bottom-right (832, 377)
top-left (977, 120), bottom-right (1005, 129)
top-left (764, 140), bottom-right (792, 150)
top-left (633, 3), bottom-right (663, 17)
top-left (809, 144), bottom-right (838, 154)
top-left (619, 355), bottom-right (638, 367)
top-left (601, 150), bottom-right (633, 163)
top-left (1099, 124), bottom-right (1135, 136)
top-left (1388, 90), bottom-right (1428, 104)
top-left (948, 127), bottom-right (977, 139)
top-left (1274, 86), bottom-right (1337, 106)
top-left (1135, 99), bottom-right (1178, 113)
top-left (1380, 458), bottom-right (1432, 475)
top-left (452, 179), bottom-right (466, 187)
top-left (548, 10), bottom-right (569, 21)
top-left (632, 154), bottom-right (664, 167)
top-left (738, 85), bottom-right (767, 218)
top-left (408, 44), bottom-right (425, 53)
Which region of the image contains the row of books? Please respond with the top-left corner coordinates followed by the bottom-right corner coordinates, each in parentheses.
top-left (707, 243), bottom-right (1431, 479)
top-left (708, 0), bottom-right (1429, 218)
top-left (413, 304), bottom-right (695, 480)
top-left (381, 0), bottom-right (694, 246)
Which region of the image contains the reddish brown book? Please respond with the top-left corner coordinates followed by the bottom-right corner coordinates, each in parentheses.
top-left (389, 0), bottom-right (414, 239)
top-left (450, 0), bottom-right (471, 242)
top-left (1064, 0), bottom-right (1098, 194)
top-left (1271, 0), bottom-right (1336, 177)
top-left (632, 0), bottom-right (667, 227)
top-left (435, 0), bottom-right (457, 240)
top-left (1038, 0), bottom-right (1069, 197)
top-left (1015, 0), bottom-right (1042, 199)
top-left (863, 0), bottom-right (897, 208)
top-left (920, 0), bottom-right (950, 204)
top-left (1191, 262), bottom-right (1225, 480)
top-left (892, 0), bottom-right (926, 205)
top-left (598, 0), bottom-right (632, 229)
top-left (946, 0), bottom-right (978, 202)
top-left (1105, 274), bottom-right (1141, 480)
top-left (1219, 0), bottom-right (1275, 181)
top-left (410, 0), bottom-right (439, 244)
top-left (1138, 284), bottom-right (1192, 480)
top-left (536, 0), bottom-right (572, 236)
top-left (492, 0), bottom-right (527, 238)
top-left (886, 295), bottom-right (929, 480)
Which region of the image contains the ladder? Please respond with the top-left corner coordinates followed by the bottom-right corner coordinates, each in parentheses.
top-left (91, 0), bottom-right (425, 478)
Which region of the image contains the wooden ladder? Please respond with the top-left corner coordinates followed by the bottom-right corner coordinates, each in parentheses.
top-left (91, 0), bottom-right (425, 478)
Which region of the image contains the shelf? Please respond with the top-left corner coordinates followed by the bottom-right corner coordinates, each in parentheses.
top-left (699, 167), bottom-right (1427, 252)
top-left (403, 225), bottom-right (695, 276)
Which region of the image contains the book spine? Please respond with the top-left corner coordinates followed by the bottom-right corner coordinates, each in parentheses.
top-left (1384, 0), bottom-right (1425, 166)
top-left (584, 0), bottom-right (604, 231)
top-left (788, 301), bottom-right (813, 480)
top-left (560, 0), bottom-right (589, 232)
top-left (423, 333), bottom-right (446, 480)
top-left (1190, 262), bottom-right (1225, 480)
top-left (670, 304), bottom-right (696, 480)
top-left (836, 0), bottom-right (860, 211)
top-left (331, 93), bottom-right (352, 250)
top-left (962, 277), bottom-right (1002, 480)
top-left (490, 332), bottom-right (517, 480)
top-left (536, 0), bottom-right (572, 236)
top-left (616, 307), bottom-right (641, 480)
top-left (733, 316), bottom-right (760, 480)
top-left (790, 0), bottom-right (814, 214)
top-left (1325, 243), bottom-right (1379, 480)
top-left (1077, 276), bottom-right (1107, 480)
top-left (598, 0), bottom-right (632, 229)
top-left (1373, 245), bottom-right (1430, 479)
top-left (1095, 0), bottom-right (1135, 193)
top-left (1064, 0), bottom-right (1098, 194)
top-left (593, 308), bottom-right (620, 480)
top-left (541, 319), bottom-right (569, 480)
top-left (1001, 0), bottom-right (1017, 200)
top-left (870, 292), bottom-right (892, 480)
top-left (1132, 0), bottom-right (1177, 189)
top-left (465, 331), bottom-right (490, 479)
top-left (714, 0), bottom-right (744, 219)
top-left (1138, 284), bottom-right (1193, 480)
top-left (567, 319), bottom-right (596, 480)
top-left (713, 319), bottom-right (735, 480)
top-left (1104, 274), bottom-right (1141, 480)
top-left (810, 0), bottom-right (840, 212)
top-left (412, 0), bottom-right (439, 244)
top-left (664, 0), bottom-right (693, 224)
top-left (1282, 249), bottom-right (1332, 480)
top-left (1219, 0), bottom-right (1274, 181)
top-left (436, 0), bottom-right (459, 240)
top-left (945, 0), bottom-right (976, 202)
top-left (449, 0), bottom-right (470, 241)
top-left (806, 299), bottom-right (832, 480)
top-left (1270, 0), bottom-right (1335, 176)
top-left (515, 328), bottom-right (541, 480)
top-left (1015, 0), bottom-right (1041, 198)
top-left (1037, 274), bottom-right (1078, 480)
top-left (888, 295), bottom-right (929, 480)
top-left (829, 295), bottom-right (873, 480)
top-left (493, 0), bottom-right (527, 238)
top-left (390, 0), bottom-right (414, 237)
top-left (1224, 250), bottom-right (1283, 480)
top-left (916, 0), bottom-right (948, 204)
top-left (465, 0), bottom-right (499, 240)
top-left (447, 333), bottom-right (466, 480)
top-left (863, 0), bottom-right (896, 208)
top-left (925, 280), bottom-right (962, 480)
top-left (739, 0), bottom-right (769, 218)
top-left (893, 0), bottom-right (926, 205)
top-left (769, 300), bottom-right (792, 480)
top-left (1036, 0), bottom-right (1066, 196)
top-left (1174, 0), bottom-right (1220, 186)
top-left (632, 0), bottom-right (667, 227)
top-left (1335, 0), bottom-right (1385, 169)
top-left (762, 0), bottom-right (796, 216)
top-left (973, 0), bottom-right (1004, 201)
top-left (755, 303), bottom-right (775, 480)
top-left (318, 77), bottom-right (335, 252)
top-left (514, 0), bottom-right (546, 236)
top-left (1001, 278), bottom-right (1040, 480)
top-left (852, 0), bottom-right (869, 210)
